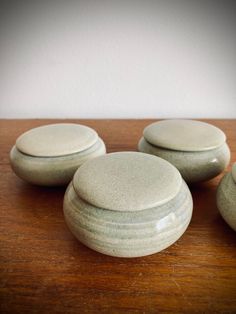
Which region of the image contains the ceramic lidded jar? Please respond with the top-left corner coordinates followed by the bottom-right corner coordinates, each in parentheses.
top-left (138, 120), bottom-right (230, 183)
top-left (63, 152), bottom-right (193, 257)
top-left (10, 123), bottom-right (106, 186)
top-left (217, 163), bottom-right (236, 231)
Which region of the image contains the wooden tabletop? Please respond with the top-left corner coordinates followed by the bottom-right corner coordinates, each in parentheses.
top-left (0, 119), bottom-right (236, 314)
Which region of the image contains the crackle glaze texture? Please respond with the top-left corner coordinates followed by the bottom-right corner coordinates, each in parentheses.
top-left (143, 119), bottom-right (226, 152)
top-left (217, 166), bottom-right (236, 231)
top-left (73, 152), bottom-right (182, 211)
top-left (138, 137), bottom-right (230, 183)
top-left (16, 123), bottom-right (98, 157)
top-left (10, 122), bottom-right (106, 187)
top-left (138, 120), bottom-right (230, 183)
top-left (64, 181), bottom-right (192, 257)
top-left (63, 152), bottom-right (193, 257)
top-left (10, 138), bottom-right (106, 186)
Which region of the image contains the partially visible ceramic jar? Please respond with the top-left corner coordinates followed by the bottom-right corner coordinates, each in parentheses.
top-left (10, 123), bottom-right (106, 186)
top-left (63, 152), bottom-right (193, 258)
top-left (138, 120), bottom-right (230, 183)
top-left (217, 163), bottom-right (236, 231)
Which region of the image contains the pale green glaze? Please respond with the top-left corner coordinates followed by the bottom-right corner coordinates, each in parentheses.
top-left (63, 152), bottom-right (193, 257)
top-left (64, 180), bottom-right (193, 257)
top-left (217, 165), bottom-right (236, 231)
top-left (16, 123), bottom-right (98, 157)
top-left (232, 163), bottom-right (236, 183)
top-left (10, 138), bottom-right (106, 186)
top-left (143, 119), bottom-right (226, 152)
top-left (138, 137), bottom-right (230, 184)
top-left (139, 120), bottom-right (230, 183)
top-left (73, 152), bottom-right (182, 211)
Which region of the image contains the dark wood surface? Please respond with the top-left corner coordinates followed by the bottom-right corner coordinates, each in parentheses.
top-left (0, 119), bottom-right (236, 314)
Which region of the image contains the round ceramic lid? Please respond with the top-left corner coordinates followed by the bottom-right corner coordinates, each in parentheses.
top-left (143, 120), bottom-right (226, 152)
top-left (73, 152), bottom-right (182, 212)
top-left (232, 163), bottom-right (236, 184)
top-left (16, 123), bottom-right (98, 157)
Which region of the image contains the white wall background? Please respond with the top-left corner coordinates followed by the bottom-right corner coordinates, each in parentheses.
top-left (0, 0), bottom-right (235, 118)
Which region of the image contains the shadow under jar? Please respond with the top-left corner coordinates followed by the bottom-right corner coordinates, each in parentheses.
top-left (138, 120), bottom-right (230, 184)
top-left (10, 123), bottom-right (106, 186)
top-left (63, 152), bottom-right (193, 258)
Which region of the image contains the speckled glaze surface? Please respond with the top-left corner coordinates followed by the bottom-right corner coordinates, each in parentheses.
top-left (10, 137), bottom-right (106, 186)
top-left (138, 137), bottom-right (230, 183)
top-left (217, 164), bottom-right (236, 231)
top-left (63, 152), bottom-right (193, 257)
top-left (16, 123), bottom-right (98, 157)
top-left (143, 119), bottom-right (226, 152)
top-left (64, 180), bottom-right (192, 258)
top-left (73, 152), bottom-right (182, 211)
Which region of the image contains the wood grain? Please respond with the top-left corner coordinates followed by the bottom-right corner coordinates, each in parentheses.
top-left (0, 119), bottom-right (236, 314)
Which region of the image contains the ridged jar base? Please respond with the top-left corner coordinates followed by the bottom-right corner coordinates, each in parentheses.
top-left (10, 138), bottom-right (106, 186)
top-left (63, 180), bottom-right (193, 258)
top-left (217, 173), bottom-right (236, 231)
top-left (138, 137), bottom-right (230, 183)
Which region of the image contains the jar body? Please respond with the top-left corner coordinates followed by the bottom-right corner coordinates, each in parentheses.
top-left (217, 172), bottom-right (236, 231)
top-left (138, 137), bottom-right (230, 183)
top-left (10, 138), bottom-right (106, 186)
top-left (63, 180), bottom-right (193, 257)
